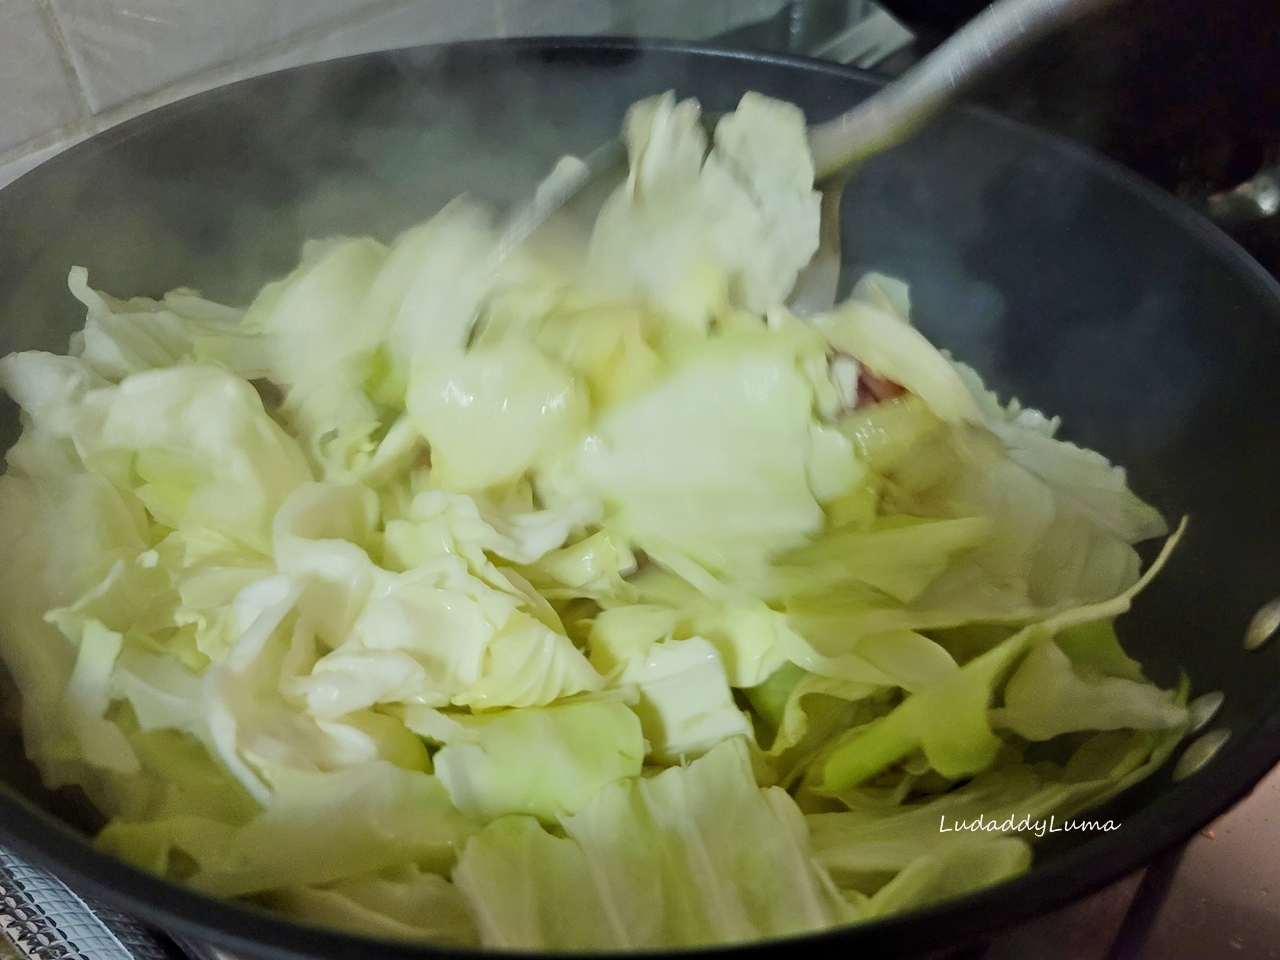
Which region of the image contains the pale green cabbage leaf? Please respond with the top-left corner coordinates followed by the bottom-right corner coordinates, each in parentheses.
top-left (0, 86), bottom-right (1196, 953)
top-left (454, 738), bottom-right (852, 949)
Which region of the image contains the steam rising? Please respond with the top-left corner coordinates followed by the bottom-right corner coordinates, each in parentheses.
top-left (0, 40), bottom-right (1214, 465)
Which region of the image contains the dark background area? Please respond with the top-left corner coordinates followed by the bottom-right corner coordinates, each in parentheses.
top-left (727, 0), bottom-right (1280, 277)
top-left (881, 0), bottom-right (1280, 277)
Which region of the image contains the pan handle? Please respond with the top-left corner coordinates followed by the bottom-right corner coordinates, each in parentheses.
top-left (1203, 163), bottom-right (1280, 226)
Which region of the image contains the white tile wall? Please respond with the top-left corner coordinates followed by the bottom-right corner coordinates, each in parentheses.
top-left (495, 0), bottom-right (791, 40)
top-left (48, 0), bottom-right (382, 112)
top-left (606, 0), bottom-right (795, 41)
top-left (0, 0), bottom-right (83, 153)
top-left (245, 0), bottom-right (500, 80)
top-left (495, 0), bottom-right (615, 37)
top-left (0, 0), bottom-right (863, 189)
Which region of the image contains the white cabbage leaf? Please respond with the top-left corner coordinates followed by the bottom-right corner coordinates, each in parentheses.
top-left (416, 700), bottom-right (644, 822)
top-left (0, 86), bottom-right (1194, 952)
top-left (587, 92), bottom-right (820, 328)
top-left (453, 738), bottom-right (851, 949)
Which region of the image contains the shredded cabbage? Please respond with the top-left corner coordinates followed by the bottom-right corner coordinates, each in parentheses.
top-left (0, 90), bottom-right (1193, 950)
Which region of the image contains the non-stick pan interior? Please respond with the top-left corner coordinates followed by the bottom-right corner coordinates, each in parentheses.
top-left (1, 39), bottom-right (1280, 958)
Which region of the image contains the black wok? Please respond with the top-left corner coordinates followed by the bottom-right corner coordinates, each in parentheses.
top-left (1, 38), bottom-right (1279, 960)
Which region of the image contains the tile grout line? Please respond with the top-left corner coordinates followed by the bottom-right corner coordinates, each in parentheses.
top-left (94, 0), bottom-right (445, 117)
top-left (89, 0), bottom-right (426, 117)
top-left (0, 122), bottom-right (86, 170)
top-left (31, 0), bottom-right (93, 128)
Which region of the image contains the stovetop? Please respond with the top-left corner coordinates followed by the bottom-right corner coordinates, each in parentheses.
top-left (1, 4), bottom-right (1278, 959)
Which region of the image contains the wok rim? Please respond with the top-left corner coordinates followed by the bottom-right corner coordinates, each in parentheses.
top-left (1, 35), bottom-right (1279, 960)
